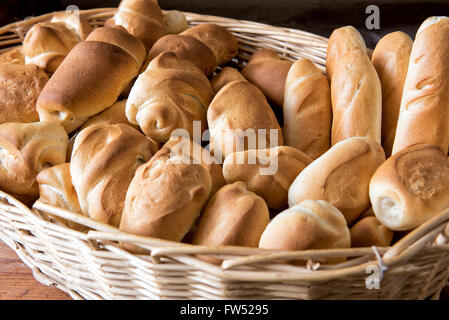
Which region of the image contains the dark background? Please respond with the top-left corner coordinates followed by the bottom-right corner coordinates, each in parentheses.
top-left (1, 0), bottom-right (449, 48)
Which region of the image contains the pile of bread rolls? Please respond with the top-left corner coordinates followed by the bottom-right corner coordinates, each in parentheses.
top-left (1, 0), bottom-right (448, 262)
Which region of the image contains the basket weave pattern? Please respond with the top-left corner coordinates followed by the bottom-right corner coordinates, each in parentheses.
top-left (0, 8), bottom-right (449, 300)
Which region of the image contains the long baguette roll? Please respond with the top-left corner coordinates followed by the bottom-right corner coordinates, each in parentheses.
top-left (392, 17), bottom-right (449, 155)
top-left (283, 58), bottom-right (332, 159)
top-left (371, 32), bottom-right (413, 157)
top-left (36, 26), bottom-right (146, 133)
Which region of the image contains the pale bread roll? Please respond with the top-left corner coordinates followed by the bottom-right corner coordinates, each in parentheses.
top-left (350, 216), bottom-right (393, 247)
top-left (371, 31), bottom-right (413, 157)
top-left (370, 144), bottom-right (449, 231)
top-left (283, 58), bottom-right (331, 159)
top-left (288, 137), bottom-right (385, 225)
top-left (50, 12), bottom-right (93, 40)
top-left (163, 10), bottom-right (189, 34)
top-left (210, 67), bottom-right (246, 93)
top-left (392, 17), bottom-right (449, 155)
top-left (223, 146), bottom-right (312, 210)
top-left (192, 181), bottom-right (270, 248)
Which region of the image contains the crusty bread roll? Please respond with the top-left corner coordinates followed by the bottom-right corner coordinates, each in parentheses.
top-left (369, 144), bottom-right (449, 231)
top-left (108, 0), bottom-right (166, 50)
top-left (242, 49), bottom-right (292, 108)
top-left (283, 58), bottom-right (331, 159)
top-left (126, 51), bottom-right (214, 143)
top-left (208, 80), bottom-right (283, 158)
top-left (288, 137), bottom-right (385, 225)
top-left (163, 10), bottom-right (189, 34)
top-left (0, 63), bottom-right (48, 124)
top-left (350, 216), bottom-right (393, 247)
top-left (0, 47), bottom-right (25, 65)
top-left (371, 31), bottom-right (413, 157)
top-left (392, 17), bottom-right (449, 155)
top-left (0, 122), bottom-right (68, 202)
top-left (120, 136), bottom-right (213, 251)
top-left (192, 181), bottom-right (270, 247)
top-left (36, 26), bottom-right (146, 133)
top-left (210, 67), bottom-right (246, 93)
top-left (326, 26), bottom-right (367, 81)
top-left (50, 12), bottom-right (93, 40)
top-left (223, 146), bottom-right (312, 210)
top-left (330, 49), bottom-right (382, 145)
top-left (23, 22), bottom-right (80, 74)
top-left (259, 200), bottom-right (350, 253)
top-left (70, 123), bottom-right (158, 227)
top-left (181, 23), bottom-right (239, 67)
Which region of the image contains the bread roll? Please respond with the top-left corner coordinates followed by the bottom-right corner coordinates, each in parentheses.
top-left (0, 47), bottom-right (25, 65)
top-left (180, 23), bottom-right (239, 67)
top-left (192, 181), bottom-right (270, 247)
top-left (371, 32), bottom-right (413, 157)
top-left (288, 137), bottom-right (385, 225)
top-left (259, 200), bottom-right (350, 253)
top-left (120, 137), bottom-right (213, 251)
top-left (108, 0), bottom-right (166, 50)
top-left (70, 123), bottom-right (158, 227)
top-left (369, 144), bottom-right (449, 231)
top-left (242, 49), bottom-right (292, 108)
top-left (392, 17), bottom-right (449, 155)
top-left (283, 58), bottom-right (331, 159)
top-left (0, 63), bottom-right (48, 124)
top-left (36, 26), bottom-right (146, 133)
top-left (0, 122), bottom-right (68, 202)
top-left (350, 216), bottom-right (393, 247)
top-left (50, 12), bottom-right (93, 40)
top-left (223, 146), bottom-right (312, 210)
top-left (326, 26), bottom-right (367, 81)
top-left (210, 67), bottom-right (246, 93)
top-left (163, 10), bottom-right (189, 34)
top-left (23, 22), bottom-right (81, 74)
top-left (330, 49), bottom-right (382, 145)
top-left (208, 80), bottom-right (283, 158)
top-left (126, 51), bottom-right (214, 143)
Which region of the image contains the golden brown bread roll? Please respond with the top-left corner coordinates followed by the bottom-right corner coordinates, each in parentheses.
top-left (259, 200), bottom-right (350, 252)
top-left (392, 17), bottom-right (449, 155)
top-left (288, 137), bottom-right (385, 225)
top-left (283, 58), bottom-right (332, 159)
top-left (36, 26), bottom-right (146, 133)
top-left (0, 47), bottom-right (25, 65)
top-left (126, 51), bottom-right (214, 143)
top-left (369, 144), bottom-right (449, 231)
top-left (163, 10), bottom-right (189, 34)
top-left (192, 181), bottom-right (270, 247)
top-left (371, 31), bottom-right (413, 157)
top-left (210, 67), bottom-right (246, 93)
top-left (70, 123), bottom-right (158, 227)
top-left (350, 216), bottom-right (394, 247)
top-left (0, 63), bottom-right (48, 124)
top-left (23, 22), bottom-right (80, 74)
top-left (50, 12), bottom-right (93, 40)
top-left (207, 80), bottom-right (283, 158)
top-left (242, 48), bottom-right (292, 108)
top-left (0, 122), bottom-right (68, 202)
top-left (223, 146), bottom-right (312, 210)
top-left (120, 136), bottom-right (213, 251)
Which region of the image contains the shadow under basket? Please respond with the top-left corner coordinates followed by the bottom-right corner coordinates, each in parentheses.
top-left (1, 8), bottom-right (449, 300)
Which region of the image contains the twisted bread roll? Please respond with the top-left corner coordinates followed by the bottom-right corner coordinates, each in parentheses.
top-left (36, 26), bottom-right (146, 133)
top-left (70, 123), bottom-right (157, 227)
top-left (283, 58), bottom-right (332, 159)
top-left (369, 144), bottom-right (449, 231)
top-left (288, 137), bottom-right (385, 225)
top-left (223, 146), bottom-right (312, 210)
top-left (392, 17), bottom-right (449, 155)
top-left (192, 181), bottom-right (270, 248)
top-left (50, 12), bottom-right (93, 40)
top-left (0, 47), bottom-right (25, 65)
top-left (0, 63), bottom-right (48, 124)
top-left (372, 32), bottom-right (413, 157)
top-left (242, 49), bottom-right (292, 108)
top-left (207, 80), bottom-right (283, 158)
top-left (23, 22), bottom-right (80, 74)
top-left (0, 122), bottom-right (68, 202)
top-left (350, 216), bottom-right (393, 247)
top-left (126, 52), bottom-right (214, 143)
top-left (210, 67), bottom-right (246, 93)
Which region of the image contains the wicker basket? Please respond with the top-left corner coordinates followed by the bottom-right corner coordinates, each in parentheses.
top-left (1, 8), bottom-right (449, 300)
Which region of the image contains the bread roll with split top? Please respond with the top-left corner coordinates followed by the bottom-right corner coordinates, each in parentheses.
top-left (392, 17), bottom-right (449, 155)
top-left (70, 123), bottom-right (158, 227)
top-left (283, 58), bottom-right (332, 159)
top-left (0, 122), bottom-right (68, 203)
top-left (50, 11), bottom-right (93, 40)
top-left (350, 216), bottom-right (393, 247)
